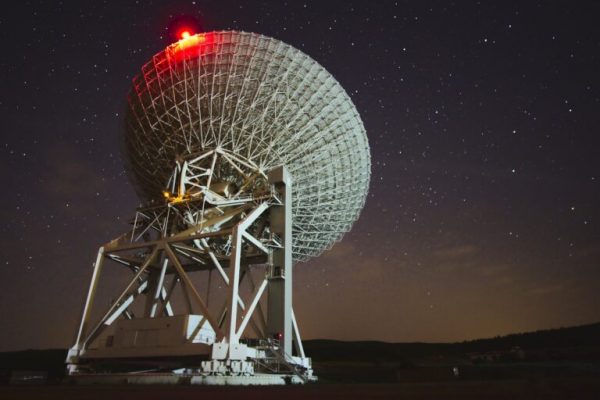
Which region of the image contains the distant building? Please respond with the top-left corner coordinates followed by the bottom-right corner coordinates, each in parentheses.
top-left (468, 347), bottom-right (525, 362)
top-left (9, 370), bottom-right (47, 385)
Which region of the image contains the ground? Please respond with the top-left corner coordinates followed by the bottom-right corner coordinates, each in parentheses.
top-left (2, 379), bottom-right (600, 400)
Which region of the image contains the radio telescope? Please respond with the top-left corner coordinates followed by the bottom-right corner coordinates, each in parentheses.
top-left (66, 31), bottom-right (370, 385)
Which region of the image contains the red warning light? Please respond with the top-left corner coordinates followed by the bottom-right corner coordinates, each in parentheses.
top-left (169, 31), bottom-right (212, 62)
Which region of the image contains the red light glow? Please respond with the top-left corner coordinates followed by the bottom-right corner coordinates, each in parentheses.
top-left (168, 31), bottom-right (212, 62)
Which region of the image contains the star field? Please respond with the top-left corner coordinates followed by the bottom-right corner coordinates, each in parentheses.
top-left (0, 1), bottom-right (599, 350)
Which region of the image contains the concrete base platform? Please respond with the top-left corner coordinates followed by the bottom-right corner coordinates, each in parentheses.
top-left (68, 373), bottom-right (307, 386)
top-left (191, 374), bottom-right (305, 385)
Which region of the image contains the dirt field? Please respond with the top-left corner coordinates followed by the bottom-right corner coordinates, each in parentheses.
top-left (1, 379), bottom-right (600, 400)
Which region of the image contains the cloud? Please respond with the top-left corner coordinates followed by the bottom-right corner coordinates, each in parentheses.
top-left (40, 143), bottom-right (105, 200)
top-left (306, 239), bottom-right (389, 282)
top-left (529, 283), bottom-right (565, 296)
top-left (478, 263), bottom-right (510, 277)
top-left (432, 244), bottom-right (479, 259)
top-left (575, 242), bottom-right (600, 259)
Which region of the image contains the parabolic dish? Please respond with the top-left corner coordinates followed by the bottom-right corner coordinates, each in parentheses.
top-left (124, 31), bottom-right (371, 263)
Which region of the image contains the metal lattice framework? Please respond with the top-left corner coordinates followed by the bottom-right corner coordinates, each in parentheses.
top-left (125, 31), bottom-right (371, 263)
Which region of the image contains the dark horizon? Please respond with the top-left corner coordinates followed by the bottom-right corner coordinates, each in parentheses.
top-left (1, 1), bottom-right (599, 352)
top-left (4, 320), bottom-right (600, 354)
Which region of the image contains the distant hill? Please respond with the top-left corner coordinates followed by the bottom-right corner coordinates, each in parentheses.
top-left (0, 349), bottom-right (66, 383)
top-left (456, 322), bottom-right (600, 351)
top-left (304, 322), bottom-right (600, 362)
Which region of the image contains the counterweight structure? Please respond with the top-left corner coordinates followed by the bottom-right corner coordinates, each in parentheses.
top-left (66, 31), bottom-right (371, 385)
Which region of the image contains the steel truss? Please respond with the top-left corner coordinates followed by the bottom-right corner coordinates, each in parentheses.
top-left (66, 149), bottom-right (314, 384)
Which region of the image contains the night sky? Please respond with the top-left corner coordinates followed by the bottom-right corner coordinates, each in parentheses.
top-left (1, 1), bottom-right (599, 351)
